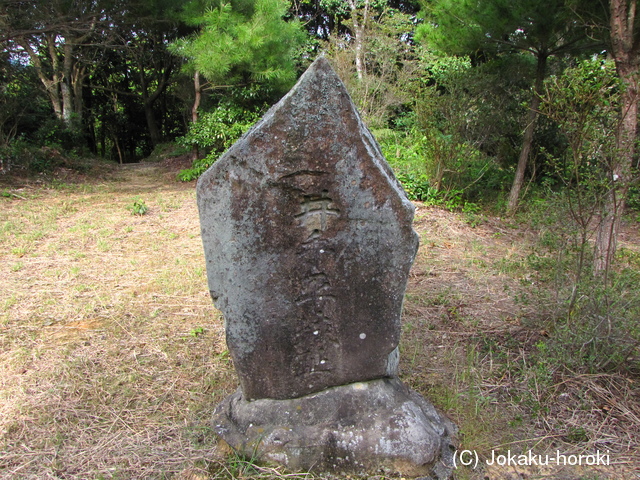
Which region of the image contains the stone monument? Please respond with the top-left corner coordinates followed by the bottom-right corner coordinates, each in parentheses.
top-left (197, 57), bottom-right (455, 478)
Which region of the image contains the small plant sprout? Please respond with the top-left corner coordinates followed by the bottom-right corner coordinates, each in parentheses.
top-left (190, 327), bottom-right (205, 337)
top-left (128, 198), bottom-right (148, 216)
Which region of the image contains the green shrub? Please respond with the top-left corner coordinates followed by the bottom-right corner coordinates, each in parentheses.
top-left (378, 128), bottom-right (505, 208)
top-left (33, 117), bottom-right (87, 154)
top-left (538, 270), bottom-right (640, 375)
top-left (177, 157), bottom-right (215, 182)
top-left (0, 139), bottom-right (66, 173)
top-left (177, 102), bottom-right (262, 181)
top-left (395, 171), bottom-right (432, 201)
top-left (145, 143), bottom-right (191, 164)
top-left (515, 57), bottom-right (640, 376)
top-left (628, 184), bottom-right (640, 216)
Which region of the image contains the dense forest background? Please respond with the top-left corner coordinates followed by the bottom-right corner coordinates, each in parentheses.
top-left (1, 1), bottom-right (639, 306)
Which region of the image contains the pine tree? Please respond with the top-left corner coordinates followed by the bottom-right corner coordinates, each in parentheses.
top-left (172, 0), bottom-right (305, 122)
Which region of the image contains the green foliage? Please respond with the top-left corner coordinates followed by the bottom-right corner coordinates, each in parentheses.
top-left (535, 57), bottom-right (620, 275)
top-left (177, 157), bottom-right (213, 182)
top-left (408, 53), bottom-right (523, 202)
top-left (0, 139), bottom-right (66, 174)
top-left (0, 60), bottom-right (49, 147)
top-left (173, 0), bottom-right (305, 91)
top-left (171, 0), bottom-right (304, 176)
top-left (395, 171), bottom-right (434, 201)
top-left (533, 267), bottom-right (640, 375)
top-left (145, 143), bottom-right (191, 164)
top-left (378, 120), bottom-right (509, 208)
top-left (514, 59), bottom-right (640, 376)
top-left (417, 0), bottom-right (604, 212)
top-left (557, 274), bottom-right (640, 374)
top-left (539, 57), bottom-right (619, 191)
top-left (377, 126), bottom-right (427, 173)
top-left (628, 185), bottom-right (640, 216)
top-left (417, 0), bottom-right (599, 59)
top-left (128, 198), bottom-right (148, 216)
top-left (319, 0), bottom-right (388, 21)
top-left (189, 326), bottom-right (205, 337)
top-left (33, 117), bottom-right (87, 154)
top-left (378, 127), bottom-right (470, 205)
top-left (178, 103), bottom-right (261, 153)
top-left (177, 102), bottom-right (261, 181)
top-left (1, 0), bottom-right (189, 159)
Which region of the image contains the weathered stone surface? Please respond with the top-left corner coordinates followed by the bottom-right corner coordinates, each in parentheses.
top-left (197, 57), bottom-right (418, 401)
top-left (213, 378), bottom-right (456, 478)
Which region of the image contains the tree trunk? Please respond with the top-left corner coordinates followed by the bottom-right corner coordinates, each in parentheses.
top-left (113, 135), bottom-right (124, 165)
top-left (506, 52), bottom-right (548, 214)
top-left (347, 0), bottom-right (369, 81)
top-left (45, 82), bottom-right (64, 120)
top-left (21, 34), bottom-right (85, 128)
top-left (20, 37), bottom-right (64, 120)
top-left (72, 64), bottom-right (86, 119)
top-left (593, 0), bottom-right (639, 274)
top-left (61, 40), bottom-right (75, 126)
top-left (61, 82), bottom-right (74, 125)
top-left (144, 102), bottom-right (162, 147)
top-left (192, 71), bottom-right (202, 124)
top-left (191, 70), bottom-right (202, 161)
top-left (139, 61), bottom-right (172, 148)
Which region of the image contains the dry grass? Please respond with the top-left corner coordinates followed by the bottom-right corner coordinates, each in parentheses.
top-left (1, 164), bottom-right (232, 479)
top-left (402, 205), bottom-right (640, 480)
top-left (1, 163), bottom-right (639, 479)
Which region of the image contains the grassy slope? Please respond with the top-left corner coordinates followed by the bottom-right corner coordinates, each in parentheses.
top-left (0, 163), bottom-right (638, 479)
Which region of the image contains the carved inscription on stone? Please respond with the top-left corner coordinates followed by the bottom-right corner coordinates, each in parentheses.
top-left (291, 188), bottom-right (341, 390)
top-left (292, 269), bottom-right (339, 383)
top-left (295, 190), bottom-right (339, 241)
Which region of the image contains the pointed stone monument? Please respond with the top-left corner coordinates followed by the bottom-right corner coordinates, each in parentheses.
top-left (197, 57), bottom-right (455, 478)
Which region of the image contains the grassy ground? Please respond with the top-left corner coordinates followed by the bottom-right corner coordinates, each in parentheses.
top-left (1, 162), bottom-right (638, 479)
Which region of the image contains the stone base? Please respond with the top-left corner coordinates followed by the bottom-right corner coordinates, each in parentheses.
top-left (212, 377), bottom-right (457, 478)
